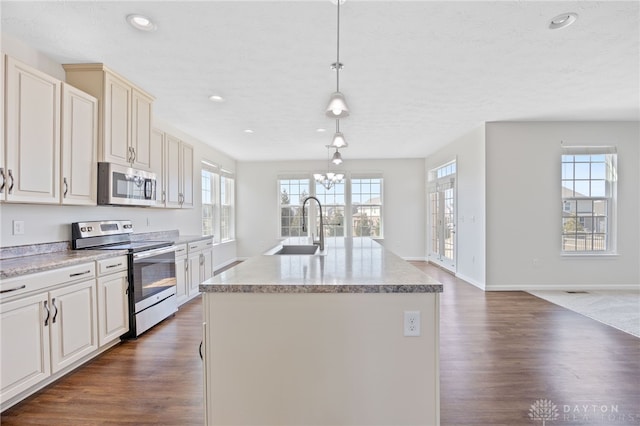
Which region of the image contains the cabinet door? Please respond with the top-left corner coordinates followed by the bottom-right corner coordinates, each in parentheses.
top-left (175, 256), bottom-right (189, 306)
top-left (0, 293), bottom-right (51, 404)
top-left (181, 142), bottom-right (194, 208)
top-left (49, 280), bottom-right (98, 373)
top-left (150, 128), bottom-right (165, 206)
top-left (103, 72), bottom-right (131, 165)
top-left (165, 134), bottom-right (182, 208)
top-left (97, 271), bottom-right (129, 346)
top-left (187, 253), bottom-right (201, 297)
top-left (61, 84), bottom-right (98, 205)
top-left (4, 56), bottom-right (61, 203)
top-left (131, 89), bottom-right (152, 170)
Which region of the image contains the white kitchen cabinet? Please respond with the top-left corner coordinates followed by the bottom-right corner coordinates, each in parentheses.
top-left (63, 63), bottom-right (154, 170)
top-left (187, 239), bottom-right (214, 299)
top-left (0, 293), bottom-right (51, 404)
top-left (0, 262), bottom-right (97, 406)
top-left (165, 134), bottom-right (193, 208)
top-left (49, 279), bottom-right (98, 373)
top-left (96, 256), bottom-right (129, 346)
top-left (150, 128), bottom-right (165, 206)
top-left (61, 83), bottom-right (98, 205)
top-left (174, 244), bottom-right (189, 306)
top-left (3, 55), bottom-right (61, 204)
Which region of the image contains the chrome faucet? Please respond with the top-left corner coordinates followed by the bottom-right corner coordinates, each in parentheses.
top-left (301, 196), bottom-right (324, 251)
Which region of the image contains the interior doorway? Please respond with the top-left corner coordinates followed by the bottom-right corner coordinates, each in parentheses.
top-left (428, 161), bottom-right (456, 272)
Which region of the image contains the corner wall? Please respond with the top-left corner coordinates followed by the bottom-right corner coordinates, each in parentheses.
top-left (485, 122), bottom-right (640, 290)
top-left (425, 126), bottom-right (486, 289)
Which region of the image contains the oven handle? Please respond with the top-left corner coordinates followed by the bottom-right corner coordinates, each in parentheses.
top-left (133, 245), bottom-right (176, 260)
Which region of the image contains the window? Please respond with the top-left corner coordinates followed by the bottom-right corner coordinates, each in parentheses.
top-left (315, 180), bottom-right (346, 237)
top-left (202, 162), bottom-right (234, 242)
top-left (351, 177), bottom-right (383, 237)
top-left (279, 178), bottom-right (310, 237)
top-left (220, 172), bottom-right (235, 242)
top-left (201, 164), bottom-right (218, 237)
top-left (561, 147), bottom-right (617, 253)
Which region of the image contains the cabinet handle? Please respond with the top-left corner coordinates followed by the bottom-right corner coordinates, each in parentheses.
top-left (69, 270), bottom-right (92, 278)
top-left (8, 169), bottom-right (14, 194)
top-left (106, 262), bottom-right (123, 269)
top-left (52, 298), bottom-right (59, 324)
top-left (200, 253), bottom-right (204, 265)
top-left (0, 284), bottom-right (26, 294)
top-left (44, 300), bottom-right (50, 326)
top-left (0, 167), bottom-right (5, 193)
top-left (131, 147), bottom-right (136, 163)
top-left (63, 177), bottom-right (69, 197)
top-left (185, 263), bottom-right (189, 272)
top-left (199, 341), bottom-right (203, 360)
top-left (162, 190), bottom-right (166, 202)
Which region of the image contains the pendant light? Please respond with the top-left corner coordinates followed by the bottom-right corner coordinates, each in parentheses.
top-left (315, 146), bottom-right (344, 190)
top-left (325, 0), bottom-right (350, 118)
top-left (330, 119), bottom-right (348, 148)
top-left (332, 149), bottom-right (343, 165)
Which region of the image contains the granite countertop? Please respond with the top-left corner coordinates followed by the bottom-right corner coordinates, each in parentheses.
top-left (0, 249), bottom-right (128, 280)
top-left (200, 237), bottom-right (442, 294)
top-left (0, 233), bottom-right (212, 280)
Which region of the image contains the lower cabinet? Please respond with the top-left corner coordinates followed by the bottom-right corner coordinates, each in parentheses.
top-left (0, 263), bottom-right (98, 405)
top-left (1, 256), bottom-right (129, 410)
top-left (174, 244), bottom-right (189, 306)
top-left (96, 269), bottom-right (129, 346)
top-left (186, 239), bottom-right (214, 300)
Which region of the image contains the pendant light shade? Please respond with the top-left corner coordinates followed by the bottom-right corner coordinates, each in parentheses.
top-left (330, 131), bottom-right (348, 148)
top-left (326, 92), bottom-right (350, 118)
top-left (332, 150), bottom-right (343, 165)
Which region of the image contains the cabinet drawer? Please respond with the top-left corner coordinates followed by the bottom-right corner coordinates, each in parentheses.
top-left (0, 263), bottom-right (95, 300)
top-left (97, 256), bottom-right (128, 275)
top-left (188, 239), bottom-right (213, 253)
top-left (174, 244), bottom-right (187, 258)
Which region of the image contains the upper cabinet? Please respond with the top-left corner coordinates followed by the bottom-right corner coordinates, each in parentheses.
top-left (63, 63), bottom-right (154, 170)
top-left (165, 134), bottom-right (194, 209)
top-left (61, 84), bottom-right (98, 205)
top-left (3, 56), bottom-right (61, 204)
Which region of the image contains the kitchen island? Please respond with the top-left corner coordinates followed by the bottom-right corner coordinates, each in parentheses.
top-left (200, 237), bottom-right (442, 426)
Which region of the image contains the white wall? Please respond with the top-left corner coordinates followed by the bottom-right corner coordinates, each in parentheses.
top-left (425, 126), bottom-right (486, 289)
top-left (485, 122), bottom-right (640, 290)
top-left (236, 159), bottom-right (426, 259)
top-left (0, 34), bottom-right (238, 269)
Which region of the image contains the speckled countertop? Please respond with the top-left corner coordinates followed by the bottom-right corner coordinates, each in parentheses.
top-left (0, 233), bottom-right (213, 280)
top-left (200, 237), bottom-right (442, 294)
top-left (0, 249), bottom-right (128, 280)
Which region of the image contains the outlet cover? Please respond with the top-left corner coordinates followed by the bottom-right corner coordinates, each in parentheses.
top-left (13, 220), bottom-right (25, 235)
top-left (403, 310), bottom-right (421, 337)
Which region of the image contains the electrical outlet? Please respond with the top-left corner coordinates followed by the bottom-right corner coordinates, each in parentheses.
top-left (13, 220), bottom-right (25, 235)
top-left (404, 310), bottom-right (421, 337)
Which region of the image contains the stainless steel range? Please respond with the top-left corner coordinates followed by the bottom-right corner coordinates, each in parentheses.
top-left (71, 220), bottom-right (177, 338)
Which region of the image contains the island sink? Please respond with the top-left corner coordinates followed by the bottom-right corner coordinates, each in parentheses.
top-left (272, 245), bottom-right (319, 255)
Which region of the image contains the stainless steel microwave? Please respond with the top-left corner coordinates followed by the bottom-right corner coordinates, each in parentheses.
top-left (97, 162), bottom-right (157, 207)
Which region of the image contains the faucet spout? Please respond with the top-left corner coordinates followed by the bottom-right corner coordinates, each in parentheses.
top-left (301, 196), bottom-right (324, 251)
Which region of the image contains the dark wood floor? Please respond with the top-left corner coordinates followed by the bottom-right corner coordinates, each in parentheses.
top-left (2, 262), bottom-right (639, 425)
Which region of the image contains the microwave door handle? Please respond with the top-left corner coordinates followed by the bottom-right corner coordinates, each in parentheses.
top-left (144, 179), bottom-right (152, 199)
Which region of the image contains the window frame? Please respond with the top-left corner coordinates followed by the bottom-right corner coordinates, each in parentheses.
top-left (219, 170), bottom-right (235, 242)
top-left (350, 175), bottom-right (383, 238)
top-left (561, 147), bottom-right (617, 255)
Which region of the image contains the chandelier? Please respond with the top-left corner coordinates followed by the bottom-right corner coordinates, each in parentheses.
top-left (314, 146), bottom-right (344, 190)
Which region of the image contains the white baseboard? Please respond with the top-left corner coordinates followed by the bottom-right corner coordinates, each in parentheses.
top-left (486, 283), bottom-right (640, 291)
top-left (402, 256), bottom-right (428, 262)
top-left (454, 273), bottom-right (486, 290)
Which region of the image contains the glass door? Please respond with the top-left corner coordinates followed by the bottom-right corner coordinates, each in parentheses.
top-left (428, 162), bottom-right (456, 272)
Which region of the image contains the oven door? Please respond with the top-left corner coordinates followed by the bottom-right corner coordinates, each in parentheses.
top-left (132, 246), bottom-right (177, 313)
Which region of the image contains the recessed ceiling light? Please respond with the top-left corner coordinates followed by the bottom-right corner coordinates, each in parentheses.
top-left (244, 129), bottom-right (254, 134)
top-left (548, 12), bottom-right (578, 30)
top-left (126, 14), bottom-right (157, 32)
top-left (208, 95), bottom-right (225, 102)
top-left (316, 128), bottom-right (326, 133)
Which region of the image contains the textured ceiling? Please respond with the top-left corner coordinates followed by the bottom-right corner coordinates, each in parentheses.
top-left (1, 1), bottom-right (638, 161)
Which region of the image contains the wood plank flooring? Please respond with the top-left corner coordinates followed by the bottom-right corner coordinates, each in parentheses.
top-left (2, 262), bottom-right (639, 425)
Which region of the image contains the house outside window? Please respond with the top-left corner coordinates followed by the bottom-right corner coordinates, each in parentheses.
top-left (561, 147), bottom-right (617, 253)
top-left (351, 177), bottom-right (383, 237)
top-left (279, 178), bottom-right (310, 237)
top-left (315, 181), bottom-right (346, 237)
